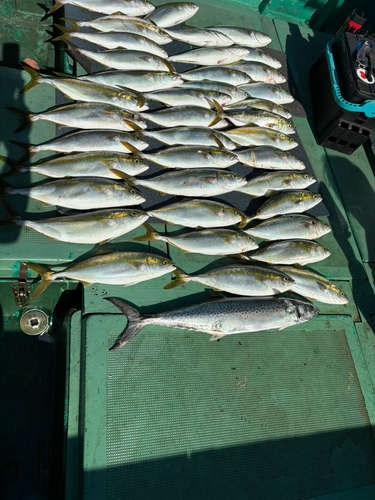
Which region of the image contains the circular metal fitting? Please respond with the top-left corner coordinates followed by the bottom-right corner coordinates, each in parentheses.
top-left (20, 309), bottom-right (49, 336)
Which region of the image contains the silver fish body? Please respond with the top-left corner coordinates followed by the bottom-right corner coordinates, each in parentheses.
top-left (164, 26), bottom-right (233, 47)
top-left (63, 15), bottom-right (172, 44)
top-left (79, 70), bottom-right (183, 92)
top-left (273, 265), bottom-right (348, 304)
top-left (133, 225), bottom-right (258, 254)
top-left (26, 102), bottom-right (146, 131)
top-left (107, 296), bottom-right (318, 349)
top-left (237, 172), bottom-right (316, 197)
top-left (239, 83), bottom-right (294, 104)
top-left (145, 88), bottom-right (231, 108)
top-left (145, 146), bottom-right (238, 169)
top-left (225, 110), bottom-right (295, 134)
top-left (226, 99), bottom-right (292, 119)
top-left (223, 126), bottom-right (298, 150)
top-left (227, 62), bottom-right (286, 84)
top-left (61, 31), bottom-right (168, 58)
top-left (15, 152), bottom-right (149, 179)
top-left (245, 215), bottom-right (331, 241)
top-left (148, 198), bottom-right (248, 228)
top-left (5, 178), bottom-right (145, 210)
top-left (145, 2), bottom-right (199, 28)
top-left (15, 209), bottom-right (149, 244)
top-left (129, 169), bottom-right (247, 197)
top-left (181, 66), bottom-right (250, 85)
top-left (169, 47), bottom-right (249, 65)
top-left (242, 48), bottom-right (282, 68)
top-left (249, 240), bottom-right (331, 265)
top-left (140, 106), bottom-right (228, 128)
top-left (181, 80), bottom-right (248, 104)
top-left (206, 26), bottom-right (271, 48)
top-left (25, 130), bottom-right (148, 155)
top-left (49, 0), bottom-right (155, 15)
top-left (143, 126), bottom-right (237, 149)
top-left (167, 264), bottom-right (295, 295)
top-left (249, 190), bottom-right (323, 221)
top-left (236, 147), bottom-right (305, 170)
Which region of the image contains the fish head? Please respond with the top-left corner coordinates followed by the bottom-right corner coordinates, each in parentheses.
top-left (302, 191), bottom-right (322, 209)
top-left (210, 149), bottom-right (238, 166)
top-left (300, 173), bottom-right (316, 188)
top-left (236, 233), bottom-right (259, 252)
top-left (116, 155), bottom-right (149, 174)
top-left (322, 283), bottom-right (349, 304)
top-left (271, 271), bottom-right (295, 293)
top-left (218, 172), bottom-right (247, 191)
top-left (230, 47), bottom-right (250, 58)
top-left (179, 3), bottom-right (200, 14)
top-left (114, 184), bottom-right (145, 204)
top-left (254, 32), bottom-right (272, 47)
top-left (314, 219), bottom-right (331, 237)
top-left (280, 120), bottom-right (296, 134)
top-left (146, 255), bottom-right (176, 276)
top-left (164, 72), bottom-right (184, 85)
top-left (111, 209), bottom-right (149, 227)
top-left (135, 0), bottom-right (155, 15)
top-left (294, 300), bottom-right (319, 322)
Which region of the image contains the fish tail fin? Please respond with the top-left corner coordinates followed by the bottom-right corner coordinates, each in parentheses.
top-left (27, 262), bottom-right (55, 299)
top-left (109, 169), bottom-right (136, 185)
top-left (59, 17), bottom-right (77, 26)
top-left (208, 99), bottom-right (224, 128)
top-left (0, 179), bottom-right (11, 197)
top-left (132, 222), bottom-right (161, 242)
top-left (21, 66), bottom-right (42, 94)
top-left (64, 39), bottom-right (80, 53)
top-left (238, 213), bottom-right (251, 229)
top-left (163, 268), bottom-right (190, 290)
top-left (47, 1), bottom-right (66, 14)
top-left (7, 107), bottom-right (34, 133)
top-left (105, 298), bottom-right (145, 350)
top-left (0, 156), bottom-right (23, 178)
top-left (8, 141), bottom-right (36, 160)
top-left (0, 199), bottom-right (20, 227)
top-left (52, 24), bottom-right (71, 41)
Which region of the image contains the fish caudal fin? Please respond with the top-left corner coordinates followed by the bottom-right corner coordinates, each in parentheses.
top-left (8, 141), bottom-right (36, 160)
top-left (105, 298), bottom-right (145, 350)
top-left (132, 222), bottom-right (161, 242)
top-left (0, 199), bottom-right (19, 227)
top-left (208, 99), bottom-right (224, 128)
top-left (7, 107), bottom-right (34, 133)
top-left (47, 1), bottom-right (66, 14)
top-left (0, 156), bottom-right (23, 178)
top-left (21, 66), bottom-right (43, 94)
top-left (52, 23), bottom-right (71, 41)
top-left (163, 268), bottom-right (190, 290)
top-left (27, 262), bottom-right (55, 299)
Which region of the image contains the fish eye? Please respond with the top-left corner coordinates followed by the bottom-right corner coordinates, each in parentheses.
top-left (232, 174), bottom-right (238, 178)
top-left (167, 73), bottom-right (172, 76)
top-left (130, 189), bottom-right (136, 194)
top-left (313, 194), bottom-right (320, 198)
top-left (340, 291), bottom-right (345, 296)
top-left (131, 211), bottom-right (137, 216)
top-left (134, 159), bottom-right (139, 164)
top-left (304, 174), bottom-right (309, 178)
top-left (247, 236), bottom-right (252, 240)
top-left (283, 276), bottom-right (289, 281)
top-left (225, 152), bottom-right (231, 156)
top-left (163, 259), bottom-right (169, 265)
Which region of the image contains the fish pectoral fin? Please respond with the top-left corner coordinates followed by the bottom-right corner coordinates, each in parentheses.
top-left (282, 179), bottom-right (293, 186)
top-left (200, 176), bottom-right (216, 184)
top-left (197, 150), bottom-right (212, 160)
top-left (212, 135), bottom-right (224, 148)
top-left (126, 261), bottom-right (144, 269)
top-left (272, 288), bottom-right (282, 295)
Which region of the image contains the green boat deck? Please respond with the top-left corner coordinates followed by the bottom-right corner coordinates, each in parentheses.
top-left (1, 2), bottom-right (375, 499)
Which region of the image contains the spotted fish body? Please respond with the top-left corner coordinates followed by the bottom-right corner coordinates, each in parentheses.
top-left (106, 296), bottom-right (319, 349)
top-left (245, 215), bottom-right (331, 241)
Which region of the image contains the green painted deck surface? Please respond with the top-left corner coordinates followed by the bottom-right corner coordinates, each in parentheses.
top-left (1, 4), bottom-right (375, 500)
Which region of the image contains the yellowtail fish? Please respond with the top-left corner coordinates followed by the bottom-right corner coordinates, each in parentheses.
top-left (164, 26), bottom-right (233, 47)
top-left (1, 178), bottom-right (145, 210)
top-left (0, 151), bottom-right (149, 180)
top-left (239, 83), bottom-right (294, 104)
top-left (164, 265), bottom-right (295, 295)
top-left (8, 103), bottom-right (146, 133)
top-left (21, 66), bottom-right (146, 111)
top-left (169, 47), bottom-right (249, 65)
top-left (226, 62), bottom-right (286, 84)
top-left (223, 126), bottom-right (298, 150)
top-left (28, 251), bottom-right (176, 299)
top-left (60, 16), bottom-right (172, 45)
top-left (55, 27), bottom-right (168, 58)
top-left (145, 88), bottom-right (231, 108)
top-left (142, 126), bottom-right (237, 149)
top-left (248, 240), bottom-right (330, 265)
top-left (112, 168), bottom-right (246, 197)
top-left (242, 49), bottom-right (282, 69)
top-left (245, 215), bottom-right (331, 241)
top-left (181, 66), bottom-right (251, 85)
top-left (237, 172), bottom-right (316, 197)
top-left (70, 70), bottom-right (183, 92)
top-left (65, 40), bottom-right (175, 72)
top-left (272, 265), bottom-right (348, 304)
top-left (48, 0), bottom-right (155, 16)
top-left (206, 26), bottom-right (271, 48)
top-left (181, 80), bottom-right (248, 104)
top-left (247, 190), bottom-right (322, 221)
top-left (106, 296), bottom-right (318, 349)
top-left (226, 98), bottom-right (292, 119)
top-left (10, 130), bottom-right (148, 158)
top-left (236, 147), bottom-right (305, 170)
top-left (145, 2), bottom-right (199, 28)
top-left (132, 223), bottom-right (258, 255)
top-left (148, 198), bottom-right (249, 228)
top-left (0, 201), bottom-right (149, 245)
top-left (225, 110), bottom-right (295, 134)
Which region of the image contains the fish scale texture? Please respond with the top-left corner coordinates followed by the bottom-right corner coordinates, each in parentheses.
top-left (89, 315), bottom-right (375, 500)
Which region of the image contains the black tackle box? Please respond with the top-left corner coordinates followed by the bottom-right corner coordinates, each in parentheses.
top-left (310, 31), bottom-right (375, 155)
